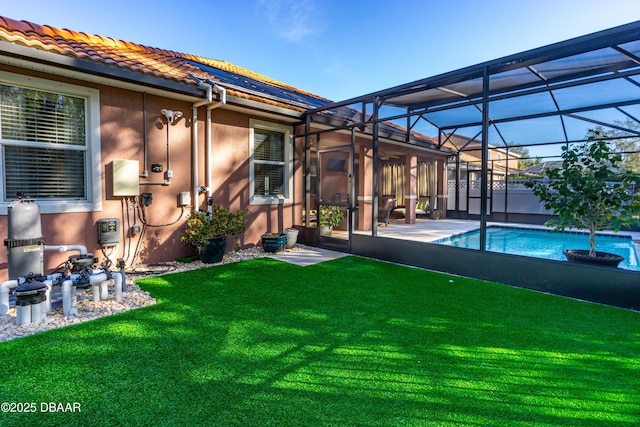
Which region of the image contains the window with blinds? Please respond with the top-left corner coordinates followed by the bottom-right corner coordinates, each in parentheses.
top-left (0, 85), bottom-right (87, 200)
top-left (253, 128), bottom-right (285, 196)
top-left (250, 120), bottom-right (292, 204)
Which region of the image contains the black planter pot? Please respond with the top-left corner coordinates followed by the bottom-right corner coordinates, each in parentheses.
top-left (563, 249), bottom-right (624, 268)
top-left (262, 234), bottom-right (287, 253)
top-left (200, 236), bottom-right (227, 263)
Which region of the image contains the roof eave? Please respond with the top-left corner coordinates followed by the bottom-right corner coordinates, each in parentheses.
top-left (0, 39), bottom-right (205, 98)
top-left (0, 40), bottom-right (316, 117)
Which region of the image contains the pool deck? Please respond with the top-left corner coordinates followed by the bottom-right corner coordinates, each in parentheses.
top-left (354, 218), bottom-right (640, 244)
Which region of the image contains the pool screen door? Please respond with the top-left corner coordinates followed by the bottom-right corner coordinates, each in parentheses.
top-left (317, 145), bottom-right (353, 251)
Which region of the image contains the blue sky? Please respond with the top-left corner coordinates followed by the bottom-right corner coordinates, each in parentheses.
top-left (2, 0), bottom-right (640, 102)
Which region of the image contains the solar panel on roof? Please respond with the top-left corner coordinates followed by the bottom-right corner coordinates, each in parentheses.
top-left (184, 59), bottom-right (329, 110)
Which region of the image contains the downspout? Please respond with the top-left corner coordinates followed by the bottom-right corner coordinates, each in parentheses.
top-left (190, 75), bottom-right (226, 214)
top-left (205, 79), bottom-right (227, 214)
top-left (191, 77), bottom-right (213, 211)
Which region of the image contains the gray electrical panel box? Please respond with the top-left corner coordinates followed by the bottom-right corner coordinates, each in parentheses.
top-left (97, 218), bottom-right (120, 246)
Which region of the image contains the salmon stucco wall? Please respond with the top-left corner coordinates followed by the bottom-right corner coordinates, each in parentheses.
top-left (208, 109), bottom-right (300, 247)
top-left (0, 65), bottom-right (301, 282)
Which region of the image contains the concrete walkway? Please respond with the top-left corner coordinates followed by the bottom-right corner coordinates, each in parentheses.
top-left (267, 244), bottom-right (349, 267)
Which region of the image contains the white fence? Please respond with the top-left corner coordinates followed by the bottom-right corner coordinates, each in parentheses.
top-left (447, 179), bottom-right (553, 215)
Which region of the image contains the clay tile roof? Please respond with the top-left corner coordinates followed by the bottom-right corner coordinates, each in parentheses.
top-left (0, 15), bottom-right (330, 111)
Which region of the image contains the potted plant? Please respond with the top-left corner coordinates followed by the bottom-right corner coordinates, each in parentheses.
top-left (319, 204), bottom-right (345, 236)
top-left (284, 227), bottom-right (299, 249)
top-left (261, 232), bottom-right (287, 253)
top-left (180, 205), bottom-right (248, 263)
top-left (430, 209), bottom-right (442, 220)
top-left (525, 130), bottom-right (639, 267)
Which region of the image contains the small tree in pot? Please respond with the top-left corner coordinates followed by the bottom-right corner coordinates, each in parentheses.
top-left (525, 130), bottom-right (639, 266)
top-left (180, 205), bottom-right (248, 263)
top-left (319, 205), bottom-right (345, 236)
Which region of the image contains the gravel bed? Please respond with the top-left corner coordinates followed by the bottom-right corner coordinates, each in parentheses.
top-left (0, 246), bottom-right (295, 343)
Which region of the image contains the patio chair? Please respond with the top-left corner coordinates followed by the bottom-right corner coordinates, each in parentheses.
top-left (416, 197), bottom-right (431, 216)
top-left (389, 196), bottom-right (430, 218)
top-left (378, 196), bottom-right (396, 226)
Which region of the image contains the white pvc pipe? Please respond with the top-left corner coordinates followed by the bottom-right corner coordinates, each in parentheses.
top-left (0, 280), bottom-right (19, 315)
top-left (43, 279), bottom-right (53, 313)
top-left (206, 105), bottom-right (212, 213)
top-left (62, 279), bottom-right (74, 316)
top-left (192, 78), bottom-right (213, 210)
top-left (191, 77), bottom-right (226, 214)
top-left (114, 272), bottom-right (123, 302)
top-left (31, 300), bottom-right (43, 323)
top-left (63, 273), bottom-right (108, 316)
top-left (192, 104), bottom-right (200, 209)
top-left (120, 269), bottom-right (127, 293)
top-left (44, 245), bottom-right (88, 255)
top-left (89, 271), bottom-right (110, 303)
top-left (206, 83), bottom-right (227, 215)
top-left (71, 286), bottom-right (77, 309)
top-left (16, 305), bottom-right (30, 325)
top-left (92, 282), bottom-right (101, 303)
top-left (91, 272), bottom-right (108, 295)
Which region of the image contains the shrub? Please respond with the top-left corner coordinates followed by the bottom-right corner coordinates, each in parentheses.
top-left (180, 205), bottom-right (247, 253)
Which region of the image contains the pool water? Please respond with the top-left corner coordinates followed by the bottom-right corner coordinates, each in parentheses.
top-left (434, 226), bottom-right (640, 271)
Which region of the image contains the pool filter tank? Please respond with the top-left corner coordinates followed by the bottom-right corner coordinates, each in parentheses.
top-left (3, 198), bottom-right (45, 279)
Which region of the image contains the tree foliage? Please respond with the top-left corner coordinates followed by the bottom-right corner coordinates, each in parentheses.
top-left (596, 121), bottom-right (640, 173)
top-left (525, 131), bottom-right (640, 257)
top-left (509, 146), bottom-right (540, 171)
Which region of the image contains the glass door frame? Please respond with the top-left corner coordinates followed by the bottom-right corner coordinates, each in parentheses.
top-left (314, 139), bottom-right (354, 252)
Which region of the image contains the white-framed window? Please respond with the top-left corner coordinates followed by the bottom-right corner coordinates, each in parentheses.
top-left (249, 119), bottom-right (293, 205)
top-left (497, 153), bottom-right (503, 165)
top-left (0, 71), bottom-right (101, 214)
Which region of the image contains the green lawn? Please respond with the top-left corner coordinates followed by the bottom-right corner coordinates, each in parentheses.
top-left (0, 256), bottom-right (638, 426)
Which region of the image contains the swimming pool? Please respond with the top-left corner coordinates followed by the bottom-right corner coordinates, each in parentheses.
top-left (433, 226), bottom-right (640, 271)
